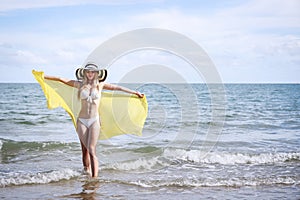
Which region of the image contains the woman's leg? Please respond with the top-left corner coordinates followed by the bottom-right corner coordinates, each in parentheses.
top-left (80, 141), bottom-right (91, 175)
top-left (77, 120), bottom-right (91, 175)
top-left (87, 121), bottom-right (100, 177)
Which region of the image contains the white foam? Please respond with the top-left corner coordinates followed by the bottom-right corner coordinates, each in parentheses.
top-left (102, 149), bottom-right (299, 172)
top-left (0, 168), bottom-right (80, 187)
top-left (163, 149), bottom-right (300, 165)
top-left (128, 176), bottom-right (299, 188)
top-left (104, 157), bottom-right (167, 171)
top-left (0, 140), bottom-right (2, 150)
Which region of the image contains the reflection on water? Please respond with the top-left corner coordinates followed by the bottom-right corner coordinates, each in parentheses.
top-left (61, 178), bottom-right (101, 200)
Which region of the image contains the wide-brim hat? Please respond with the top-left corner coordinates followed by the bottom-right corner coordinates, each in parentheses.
top-left (75, 63), bottom-right (107, 82)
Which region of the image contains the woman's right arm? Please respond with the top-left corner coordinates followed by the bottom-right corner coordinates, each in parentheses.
top-left (44, 75), bottom-right (80, 88)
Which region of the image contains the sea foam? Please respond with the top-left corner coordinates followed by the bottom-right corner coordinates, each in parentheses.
top-left (0, 168), bottom-right (80, 187)
top-left (163, 148), bottom-right (300, 165)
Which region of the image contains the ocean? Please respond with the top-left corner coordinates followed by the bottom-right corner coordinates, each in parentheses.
top-left (0, 83), bottom-right (299, 199)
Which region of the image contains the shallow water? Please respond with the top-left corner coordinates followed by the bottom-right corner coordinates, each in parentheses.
top-left (0, 83), bottom-right (299, 199)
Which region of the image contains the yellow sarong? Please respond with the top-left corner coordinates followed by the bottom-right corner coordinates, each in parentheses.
top-left (32, 70), bottom-right (148, 140)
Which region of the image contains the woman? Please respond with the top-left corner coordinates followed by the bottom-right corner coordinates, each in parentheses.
top-left (44, 63), bottom-right (144, 178)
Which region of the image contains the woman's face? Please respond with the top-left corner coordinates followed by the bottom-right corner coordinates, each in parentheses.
top-left (85, 70), bottom-right (96, 81)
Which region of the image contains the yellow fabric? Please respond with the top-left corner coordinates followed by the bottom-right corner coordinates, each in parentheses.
top-left (32, 70), bottom-right (148, 140)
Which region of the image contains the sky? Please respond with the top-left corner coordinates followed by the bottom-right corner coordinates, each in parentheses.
top-left (0, 0), bottom-right (299, 83)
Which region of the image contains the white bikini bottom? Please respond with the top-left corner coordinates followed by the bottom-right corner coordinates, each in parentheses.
top-left (78, 116), bottom-right (99, 128)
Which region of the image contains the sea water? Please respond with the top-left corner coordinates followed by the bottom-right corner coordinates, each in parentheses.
top-left (0, 83), bottom-right (299, 199)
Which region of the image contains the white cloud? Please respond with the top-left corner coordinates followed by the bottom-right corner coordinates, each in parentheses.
top-left (16, 50), bottom-right (47, 64)
top-left (0, 0), bottom-right (299, 82)
top-left (222, 0), bottom-right (300, 17)
top-left (130, 0), bottom-right (300, 35)
top-left (0, 42), bottom-right (46, 66)
top-left (0, 0), bottom-right (161, 12)
top-left (125, 1), bottom-right (300, 82)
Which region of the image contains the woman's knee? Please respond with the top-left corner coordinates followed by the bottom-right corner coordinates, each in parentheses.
top-left (88, 146), bottom-right (97, 156)
top-left (82, 147), bottom-right (88, 155)
top-left (80, 142), bottom-right (88, 152)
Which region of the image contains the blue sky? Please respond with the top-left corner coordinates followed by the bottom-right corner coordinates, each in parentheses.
top-left (0, 0), bottom-right (299, 83)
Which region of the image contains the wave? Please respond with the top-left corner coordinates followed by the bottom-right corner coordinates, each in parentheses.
top-left (1, 167), bottom-right (298, 188)
top-left (0, 169), bottom-right (80, 187)
top-left (103, 148), bottom-right (300, 172)
top-left (0, 139), bottom-right (76, 152)
top-left (163, 149), bottom-right (300, 165)
top-left (121, 176), bottom-right (299, 188)
top-left (2, 139), bottom-right (298, 167)
top-left (104, 156), bottom-right (167, 171)
top-left (15, 121), bottom-right (37, 125)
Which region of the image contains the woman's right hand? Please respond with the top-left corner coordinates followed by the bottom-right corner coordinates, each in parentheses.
top-left (135, 91), bottom-right (144, 98)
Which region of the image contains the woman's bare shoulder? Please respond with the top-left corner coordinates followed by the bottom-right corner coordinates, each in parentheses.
top-left (98, 82), bottom-right (105, 90)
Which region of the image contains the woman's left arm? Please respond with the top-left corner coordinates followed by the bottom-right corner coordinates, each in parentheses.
top-left (103, 83), bottom-right (144, 98)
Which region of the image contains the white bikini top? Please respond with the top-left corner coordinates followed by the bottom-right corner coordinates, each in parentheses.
top-left (80, 88), bottom-right (100, 103)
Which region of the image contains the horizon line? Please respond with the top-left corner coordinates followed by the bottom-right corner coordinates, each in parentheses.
top-left (0, 82), bottom-right (299, 84)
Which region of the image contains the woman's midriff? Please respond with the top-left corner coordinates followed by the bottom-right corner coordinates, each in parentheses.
top-left (78, 100), bottom-right (100, 119)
